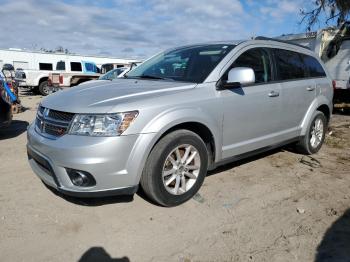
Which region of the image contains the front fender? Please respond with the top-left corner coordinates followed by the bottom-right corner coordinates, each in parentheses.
top-left (142, 107), bottom-right (222, 161)
top-left (126, 107), bottom-right (222, 185)
top-left (300, 95), bottom-right (332, 136)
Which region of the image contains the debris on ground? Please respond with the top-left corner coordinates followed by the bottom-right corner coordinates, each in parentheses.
top-left (299, 156), bottom-right (322, 168)
top-left (192, 193), bottom-right (205, 203)
top-left (297, 208), bottom-right (305, 214)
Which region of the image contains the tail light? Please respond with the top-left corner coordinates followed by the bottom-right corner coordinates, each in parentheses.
top-left (59, 75), bottom-right (63, 84)
top-left (332, 80), bottom-right (336, 90)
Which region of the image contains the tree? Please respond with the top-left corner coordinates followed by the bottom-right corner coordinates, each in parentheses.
top-left (301, 0), bottom-right (350, 30)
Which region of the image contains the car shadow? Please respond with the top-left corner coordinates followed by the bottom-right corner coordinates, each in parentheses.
top-left (79, 247), bottom-right (129, 262)
top-left (43, 144), bottom-right (295, 207)
top-left (207, 147), bottom-right (282, 176)
top-left (43, 183), bottom-right (134, 207)
top-left (0, 120), bottom-right (28, 140)
top-left (19, 87), bottom-right (41, 97)
top-left (315, 208), bottom-right (350, 262)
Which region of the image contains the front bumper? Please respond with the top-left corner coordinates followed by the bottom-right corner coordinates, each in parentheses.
top-left (27, 122), bottom-right (156, 197)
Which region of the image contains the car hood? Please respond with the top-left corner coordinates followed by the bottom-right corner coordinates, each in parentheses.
top-left (41, 79), bottom-right (197, 113)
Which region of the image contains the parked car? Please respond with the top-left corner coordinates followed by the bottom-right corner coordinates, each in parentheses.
top-left (16, 60), bottom-right (101, 96)
top-left (27, 38), bottom-right (333, 206)
top-left (0, 84), bottom-right (12, 128)
top-left (98, 67), bottom-right (130, 80)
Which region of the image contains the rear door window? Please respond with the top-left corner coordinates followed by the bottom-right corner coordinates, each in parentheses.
top-left (231, 48), bottom-right (272, 84)
top-left (70, 62), bottom-right (82, 72)
top-left (274, 49), bottom-right (306, 80)
top-left (39, 63), bottom-right (53, 71)
top-left (301, 55), bottom-right (326, 77)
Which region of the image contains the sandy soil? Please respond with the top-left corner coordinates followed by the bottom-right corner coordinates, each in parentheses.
top-left (0, 91), bottom-right (349, 262)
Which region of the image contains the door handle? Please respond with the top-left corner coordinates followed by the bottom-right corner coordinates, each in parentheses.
top-left (306, 86), bottom-right (315, 91)
top-left (268, 90), bottom-right (279, 97)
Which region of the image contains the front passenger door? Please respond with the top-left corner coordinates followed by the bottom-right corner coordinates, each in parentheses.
top-left (220, 48), bottom-right (283, 159)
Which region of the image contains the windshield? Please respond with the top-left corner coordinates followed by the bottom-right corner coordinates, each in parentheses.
top-left (127, 44), bottom-right (234, 83)
top-left (99, 68), bottom-right (125, 80)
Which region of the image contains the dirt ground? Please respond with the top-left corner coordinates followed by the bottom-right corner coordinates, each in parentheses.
top-left (1, 91), bottom-right (349, 262)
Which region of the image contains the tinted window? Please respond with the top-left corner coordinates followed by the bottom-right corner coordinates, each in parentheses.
top-left (70, 62), bottom-right (82, 71)
top-left (85, 63), bottom-right (95, 72)
top-left (301, 55), bottom-right (326, 77)
top-left (127, 44), bottom-right (234, 83)
top-left (101, 64), bottom-right (114, 74)
top-left (39, 63), bottom-right (53, 71)
top-left (56, 61), bottom-right (65, 71)
top-left (231, 48), bottom-right (272, 83)
top-left (275, 49), bottom-right (306, 80)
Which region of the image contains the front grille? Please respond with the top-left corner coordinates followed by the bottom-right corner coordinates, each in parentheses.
top-left (48, 109), bottom-right (74, 122)
top-left (44, 122), bottom-right (68, 136)
top-left (36, 106), bottom-right (74, 138)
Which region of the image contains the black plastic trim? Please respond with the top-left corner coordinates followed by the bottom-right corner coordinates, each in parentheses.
top-left (209, 137), bottom-right (300, 170)
top-left (56, 185), bottom-right (139, 198)
top-left (254, 36), bottom-right (311, 50)
top-left (27, 146), bottom-right (61, 186)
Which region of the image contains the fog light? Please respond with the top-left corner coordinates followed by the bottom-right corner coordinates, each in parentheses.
top-left (66, 169), bottom-right (96, 187)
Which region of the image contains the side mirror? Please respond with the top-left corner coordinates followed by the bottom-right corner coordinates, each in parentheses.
top-left (217, 67), bottom-right (255, 89)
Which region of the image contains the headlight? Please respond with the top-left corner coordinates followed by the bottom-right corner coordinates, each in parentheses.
top-left (68, 111), bottom-right (138, 136)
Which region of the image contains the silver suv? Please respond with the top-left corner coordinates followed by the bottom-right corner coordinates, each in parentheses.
top-left (27, 38), bottom-right (333, 206)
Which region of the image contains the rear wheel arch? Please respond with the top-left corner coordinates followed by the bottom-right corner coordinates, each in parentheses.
top-left (316, 104), bottom-right (331, 124)
top-left (301, 98), bottom-right (331, 136)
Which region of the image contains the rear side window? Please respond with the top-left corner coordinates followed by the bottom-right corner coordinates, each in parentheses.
top-left (70, 62), bottom-right (82, 72)
top-left (56, 61), bottom-right (66, 71)
top-left (274, 49), bottom-right (306, 80)
top-left (301, 55), bottom-right (326, 77)
top-left (39, 63), bottom-right (53, 71)
top-left (231, 48), bottom-right (272, 83)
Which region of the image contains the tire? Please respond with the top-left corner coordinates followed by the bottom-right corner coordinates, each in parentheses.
top-left (140, 129), bottom-right (208, 207)
top-left (296, 111), bottom-right (327, 155)
top-left (38, 80), bottom-right (51, 96)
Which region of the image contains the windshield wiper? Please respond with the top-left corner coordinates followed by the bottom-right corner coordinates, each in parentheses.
top-left (131, 74), bottom-right (174, 81)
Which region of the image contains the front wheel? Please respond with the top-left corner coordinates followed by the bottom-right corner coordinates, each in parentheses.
top-left (140, 130), bottom-right (208, 207)
top-left (296, 111), bottom-right (327, 155)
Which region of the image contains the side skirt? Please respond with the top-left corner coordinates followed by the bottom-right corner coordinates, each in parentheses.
top-left (209, 137), bottom-right (300, 171)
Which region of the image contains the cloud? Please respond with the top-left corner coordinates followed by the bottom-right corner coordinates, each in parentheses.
top-left (0, 0), bottom-right (305, 58)
top-left (122, 48), bottom-right (135, 53)
top-left (260, 0), bottom-right (302, 19)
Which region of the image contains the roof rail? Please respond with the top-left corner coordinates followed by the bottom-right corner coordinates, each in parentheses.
top-left (254, 36), bottom-right (311, 50)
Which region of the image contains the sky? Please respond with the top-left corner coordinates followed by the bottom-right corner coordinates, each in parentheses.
top-left (0, 0), bottom-right (333, 59)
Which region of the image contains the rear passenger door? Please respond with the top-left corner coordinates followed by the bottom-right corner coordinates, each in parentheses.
top-left (274, 49), bottom-right (316, 132)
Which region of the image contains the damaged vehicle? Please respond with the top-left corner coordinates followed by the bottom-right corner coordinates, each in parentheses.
top-left (27, 38), bottom-right (333, 206)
